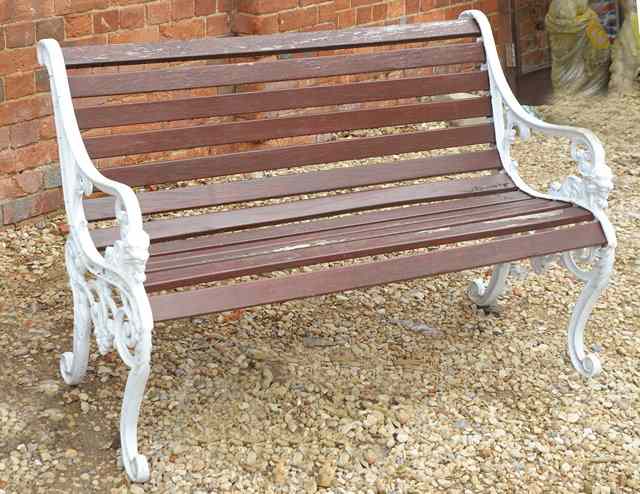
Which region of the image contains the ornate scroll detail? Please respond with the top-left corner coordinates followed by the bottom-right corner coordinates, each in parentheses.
top-left (66, 236), bottom-right (151, 362)
top-left (530, 253), bottom-right (561, 275)
top-left (467, 263), bottom-right (511, 307)
top-left (58, 169), bottom-right (153, 484)
top-left (59, 202), bottom-right (152, 484)
top-left (529, 245), bottom-right (614, 378)
top-left (559, 248), bottom-right (598, 282)
top-left (548, 140), bottom-right (614, 213)
top-left (109, 203), bottom-right (151, 285)
top-left (38, 39), bottom-right (153, 482)
top-left (461, 9), bottom-right (617, 378)
top-left (497, 105), bottom-right (615, 234)
top-left (60, 238), bottom-right (93, 386)
top-left (565, 246), bottom-right (614, 377)
top-left (531, 248), bottom-right (598, 282)
top-left (460, 10), bottom-right (617, 249)
top-left (473, 248), bottom-right (613, 378)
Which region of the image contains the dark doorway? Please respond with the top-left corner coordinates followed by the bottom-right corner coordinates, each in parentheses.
top-left (511, 0), bottom-right (553, 105)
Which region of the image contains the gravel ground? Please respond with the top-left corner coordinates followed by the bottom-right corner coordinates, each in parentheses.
top-left (1, 94), bottom-right (639, 494)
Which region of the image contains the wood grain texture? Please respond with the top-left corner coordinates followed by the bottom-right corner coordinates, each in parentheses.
top-left (148, 190), bottom-right (531, 258)
top-left (84, 150), bottom-right (502, 221)
top-left (84, 97), bottom-right (491, 158)
top-left (63, 19), bottom-right (481, 67)
top-left (76, 72), bottom-right (490, 129)
top-left (144, 207), bottom-right (588, 291)
top-left (144, 199), bottom-right (571, 283)
top-left (91, 173), bottom-right (516, 247)
top-left (149, 222), bottom-right (606, 321)
top-left (69, 44), bottom-right (485, 97)
top-left (101, 124), bottom-right (496, 186)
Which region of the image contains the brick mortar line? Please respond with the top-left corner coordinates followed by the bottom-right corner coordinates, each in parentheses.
top-left (246, 3), bottom-right (397, 14)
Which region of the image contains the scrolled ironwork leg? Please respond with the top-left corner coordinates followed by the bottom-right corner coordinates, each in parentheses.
top-left (62, 234), bottom-right (154, 482)
top-left (467, 263), bottom-right (511, 307)
top-left (564, 247), bottom-right (614, 378)
top-left (109, 282), bottom-right (154, 483)
top-left (60, 239), bottom-right (92, 385)
top-left (106, 286), bottom-right (153, 482)
top-left (119, 337), bottom-right (152, 482)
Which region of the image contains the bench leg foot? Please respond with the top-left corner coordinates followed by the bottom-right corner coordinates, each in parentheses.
top-left (112, 311), bottom-right (153, 483)
top-left (60, 240), bottom-right (93, 385)
top-left (467, 263), bottom-right (511, 307)
top-left (565, 246), bottom-right (614, 378)
top-left (59, 295), bottom-right (91, 384)
top-left (120, 359), bottom-right (151, 482)
top-left (111, 290), bottom-right (153, 483)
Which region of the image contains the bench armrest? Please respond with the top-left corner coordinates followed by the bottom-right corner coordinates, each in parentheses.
top-left (461, 10), bottom-right (616, 248)
top-left (40, 40), bottom-right (154, 481)
top-left (38, 39), bottom-right (150, 281)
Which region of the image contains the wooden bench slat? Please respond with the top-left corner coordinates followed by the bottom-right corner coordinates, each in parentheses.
top-left (145, 198), bottom-right (568, 278)
top-left (149, 222), bottom-right (605, 321)
top-left (147, 195), bottom-right (543, 268)
top-left (85, 97), bottom-right (491, 159)
top-left (102, 124), bottom-right (496, 187)
top-left (63, 20), bottom-right (480, 67)
top-left (145, 206), bottom-right (588, 291)
top-left (76, 72), bottom-right (490, 129)
top-left (69, 44), bottom-right (485, 97)
top-left (148, 190), bottom-right (531, 258)
top-left (85, 150), bottom-right (501, 221)
top-left (91, 174), bottom-right (516, 248)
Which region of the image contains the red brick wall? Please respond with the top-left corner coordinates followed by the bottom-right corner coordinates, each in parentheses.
top-left (233, 0), bottom-right (502, 37)
top-left (513, 0), bottom-right (551, 74)
top-left (0, 0), bottom-right (501, 226)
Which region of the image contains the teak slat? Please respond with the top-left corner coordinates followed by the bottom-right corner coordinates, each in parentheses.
top-left (76, 72), bottom-right (490, 129)
top-left (101, 124), bottom-right (496, 186)
top-left (144, 198), bottom-right (570, 277)
top-left (69, 44), bottom-right (485, 97)
top-left (85, 97), bottom-right (490, 159)
top-left (144, 207), bottom-right (589, 291)
top-left (148, 190), bottom-right (532, 258)
top-left (85, 150), bottom-right (501, 221)
top-left (149, 222), bottom-right (606, 321)
top-left (91, 174), bottom-right (516, 248)
top-left (63, 19), bottom-right (480, 67)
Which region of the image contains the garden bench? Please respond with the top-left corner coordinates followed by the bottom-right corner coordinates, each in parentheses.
top-left (38, 10), bottom-right (616, 482)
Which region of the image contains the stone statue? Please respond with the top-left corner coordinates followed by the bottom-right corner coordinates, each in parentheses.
top-left (546, 0), bottom-right (611, 95)
top-left (609, 0), bottom-right (640, 94)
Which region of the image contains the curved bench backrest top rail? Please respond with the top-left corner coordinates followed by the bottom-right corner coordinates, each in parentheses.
top-left (61, 19), bottom-right (480, 67)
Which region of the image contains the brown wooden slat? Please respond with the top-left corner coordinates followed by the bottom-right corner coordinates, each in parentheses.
top-left (76, 72), bottom-right (489, 129)
top-left (149, 222), bottom-right (606, 321)
top-left (85, 97), bottom-right (491, 159)
top-left (63, 20), bottom-right (480, 67)
top-left (145, 198), bottom-right (569, 277)
top-left (147, 195), bottom-right (544, 268)
top-left (102, 124), bottom-right (496, 186)
top-left (85, 150), bottom-right (501, 221)
top-left (145, 207), bottom-right (590, 291)
top-left (149, 190), bottom-right (531, 258)
top-left (91, 174), bottom-right (516, 248)
top-left (69, 44), bottom-right (485, 97)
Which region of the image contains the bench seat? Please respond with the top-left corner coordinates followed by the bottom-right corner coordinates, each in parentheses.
top-left (148, 220), bottom-right (604, 322)
top-left (87, 172), bottom-right (604, 317)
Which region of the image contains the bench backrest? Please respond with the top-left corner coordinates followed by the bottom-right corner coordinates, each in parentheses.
top-left (64, 18), bottom-right (497, 195)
